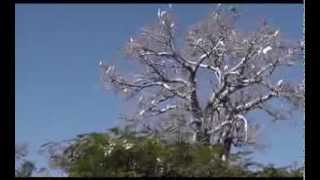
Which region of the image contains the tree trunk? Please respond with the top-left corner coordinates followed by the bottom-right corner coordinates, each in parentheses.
top-left (195, 129), bottom-right (210, 145)
top-left (222, 137), bottom-right (232, 162)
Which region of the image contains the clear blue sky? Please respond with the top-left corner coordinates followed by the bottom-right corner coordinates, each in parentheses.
top-left (15, 4), bottom-right (304, 174)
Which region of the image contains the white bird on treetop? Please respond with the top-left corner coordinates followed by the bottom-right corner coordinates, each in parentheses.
top-left (160, 10), bottom-right (167, 17)
top-left (139, 109), bottom-right (145, 116)
top-left (223, 65), bottom-right (228, 71)
top-left (105, 66), bottom-right (112, 74)
top-left (218, 40), bottom-right (224, 46)
top-left (262, 46), bottom-right (272, 54)
top-left (277, 79), bottom-right (283, 86)
top-left (104, 65), bottom-right (114, 74)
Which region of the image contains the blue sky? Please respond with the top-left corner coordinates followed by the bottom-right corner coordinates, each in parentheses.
top-left (15, 4), bottom-right (304, 174)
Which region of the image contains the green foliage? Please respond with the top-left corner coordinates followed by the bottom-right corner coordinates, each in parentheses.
top-left (253, 164), bottom-right (304, 177)
top-left (41, 127), bottom-right (304, 177)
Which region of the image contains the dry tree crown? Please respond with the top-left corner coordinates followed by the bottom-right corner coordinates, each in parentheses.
top-left (100, 6), bottom-right (304, 160)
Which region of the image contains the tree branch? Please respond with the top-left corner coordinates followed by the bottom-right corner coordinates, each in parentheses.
top-left (236, 92), bottom-right (277, 113)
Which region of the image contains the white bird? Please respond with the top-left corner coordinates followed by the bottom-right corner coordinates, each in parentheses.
top-left (273, 30), bottom-right (279, 37)
top-left (170, 23), bottom-right (175, 28)
top-left (222, 154), bottom-right (226, 162)
top-left (157, 8), bottom-right (161, 18)
top-left (223, 65), bottom-right (228, 71)
top-left (105, 66), bottom-right (112, 74)
top-left (218, 40), bottom-right (224, 46)
top-left (262, 46), bottom-right (272, 54)
top-left (105, 65), bottom-right (115, 74)
top-left (124, 143), bottom-right (133, 150)
top-left (277, 79), bottom-right (283, 86)
top-left (130, 37), bottom-right (134, 43)
top-left (123, 88), bottom-right (128, 93)
top-left (139, 109), bottom-right (145, 116)
top-left (160, 10), bottom-right (167, 17)
top-left (212, 12), bottom-right (218, 19)
top-left (257, 48), bottom-right (262, 55)
top-left (196, 38), bottom-right (203, 45)
top-left (300, 40), bottom-right (304, 47)
top-left (151, 100), bottom-right (156, 105)
top-left (99, 60), bottom-right (103, 66)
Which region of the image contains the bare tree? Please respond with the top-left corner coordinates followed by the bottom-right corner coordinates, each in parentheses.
top-left (100, 6), bottom-right (304, 161)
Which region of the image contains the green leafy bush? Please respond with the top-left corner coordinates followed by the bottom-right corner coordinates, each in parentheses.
top-left (41, 127), bottom-right (303, 177)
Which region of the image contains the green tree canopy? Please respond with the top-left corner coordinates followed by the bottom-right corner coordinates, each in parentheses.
top-left (40, 127), bottom-right (303, 177)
